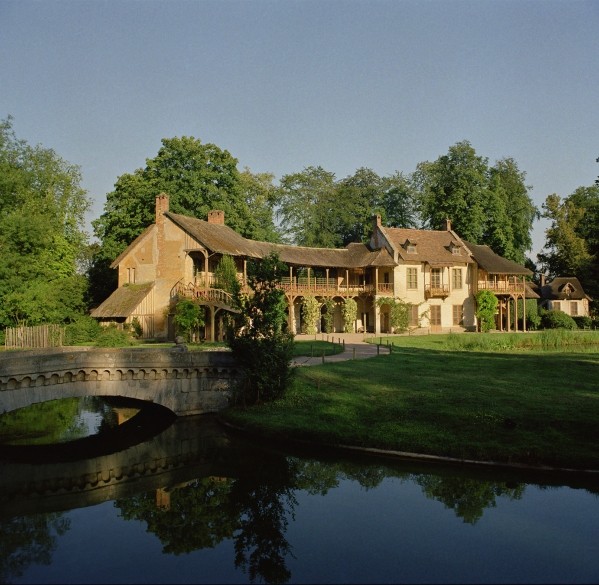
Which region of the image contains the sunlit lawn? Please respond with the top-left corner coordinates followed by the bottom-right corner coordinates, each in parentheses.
top-left (222, 332), bottom-right (599, 470)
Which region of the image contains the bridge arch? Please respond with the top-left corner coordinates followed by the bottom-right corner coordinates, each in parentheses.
top-left (0, 348), bottom-right (240, 416)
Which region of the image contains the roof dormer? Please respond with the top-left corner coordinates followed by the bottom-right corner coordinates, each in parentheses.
top-left (404, 239), bottom-right (417, 254)
top-left (448, 240), bottom-right (462, 255)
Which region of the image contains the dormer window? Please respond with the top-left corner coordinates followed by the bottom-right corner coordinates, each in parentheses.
top-left (449, 241), bottom-right (461, 255)
top-left (404, 239), bottom-right (417, 254)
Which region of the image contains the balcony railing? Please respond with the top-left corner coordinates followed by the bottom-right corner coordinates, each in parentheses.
top-left (425, 284), bottom-right (450, 298)
top-left (477, 280), bottom-right (525, 294)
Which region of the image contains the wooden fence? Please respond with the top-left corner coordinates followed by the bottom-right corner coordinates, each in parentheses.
top-left (4, 324), bottom-right (65, 349)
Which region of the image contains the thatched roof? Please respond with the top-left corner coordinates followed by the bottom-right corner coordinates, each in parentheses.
top-left (463, 242), bottom-right (533, 276)
top-left (166, 212), bottom-right (395, 268)
top-left (90, 283), bottom-right (154, 318)
top-left (538, 277), bottom-right (591, 300)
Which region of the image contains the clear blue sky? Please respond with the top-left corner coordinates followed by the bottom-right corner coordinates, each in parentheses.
top-left (2, 0), bottom-right (598, 259)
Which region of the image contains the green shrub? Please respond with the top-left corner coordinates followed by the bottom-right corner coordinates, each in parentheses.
top-left (94, 325), bottom-right (137, 347)
top-left (65, 316), bottom-right (102, 345)
top-left (572, 315), bottom-right (593, 329)
top-left (0, 329), bottom-right (4, 346)
top-left (540, 310), bottom-right (577, 330)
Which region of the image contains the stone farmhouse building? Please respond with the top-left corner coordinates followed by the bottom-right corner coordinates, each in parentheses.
top-left (91, 193), bottom-right (536, 340)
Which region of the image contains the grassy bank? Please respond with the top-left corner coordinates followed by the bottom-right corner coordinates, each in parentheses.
top-left (221, 332), bottom-right (599, 471)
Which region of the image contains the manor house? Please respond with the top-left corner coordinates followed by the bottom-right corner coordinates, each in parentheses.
top-left (91, 194), bottom-right (534, 340)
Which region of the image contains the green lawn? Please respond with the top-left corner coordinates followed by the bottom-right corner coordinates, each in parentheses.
top-left (221, 332), bottom-right (599, 471)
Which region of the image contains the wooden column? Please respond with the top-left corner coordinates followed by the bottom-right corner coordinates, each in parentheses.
top-left (204, 252), bottom-right (209, 289)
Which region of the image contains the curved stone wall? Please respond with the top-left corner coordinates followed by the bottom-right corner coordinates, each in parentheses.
top-left (0, 347), bottom-right (241, 416)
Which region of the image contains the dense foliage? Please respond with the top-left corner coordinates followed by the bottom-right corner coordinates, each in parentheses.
top-left (173, 299), bottom-right (205, 342)
top-left (300, 296), bottom-right (320, 335)
top-left (415, 141), bottom-right (537, 264)
top-left (0, 117), bottom-right (90, 327)
top-left (227, 253), bottom-right (295, 405)
top-left (376, 297), bottom-right (411, 333)
top-left (341, 298), bottom-right (358, 333)
top-left (540, 309), bottom-right (578, 330)
top-left (538, 185), bottom-right (599, 314)
top-left (475, 290), bottom-right (499, 332)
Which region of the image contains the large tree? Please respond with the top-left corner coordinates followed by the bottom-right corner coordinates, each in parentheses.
top-left (415, 140), bottom-right (490, 243)
top-left (415, 141), bottom-right (537, 262)
top-left (538, 186), bottom-right (599, 313)
top-left (90, 136), bottom-right (279, 305)
top-left (0, 117), bottom-right (90, 327)
top-left (276, 166), bottom-right (339, 247)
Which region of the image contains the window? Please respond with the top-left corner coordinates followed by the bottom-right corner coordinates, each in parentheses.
top-left (430, 305), bottom-right (441, 326)
top-left (571, 301), bottom-right (578, 316)
top-left (127, 267), bottom-right (136, 284)
top-left (553, 301), bottom-right (561, 311)
top-left (407, 244), bottom-right (417, 254)
top-left (452, 268), bottom-right (462, 290)
top-left (431, 268), bottom-right (442, 288)
top-left (409, 304), bottom-right (418, 326)
top-left (453, 304), bottom-right (463, 325)
top-left (407, 267), bottom-right (418, 289)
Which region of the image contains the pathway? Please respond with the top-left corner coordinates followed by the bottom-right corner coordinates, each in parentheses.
top-left (292, 333), bottom-right (390, 367)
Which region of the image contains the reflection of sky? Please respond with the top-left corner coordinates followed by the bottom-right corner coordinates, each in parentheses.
top-left (10, 480), bottom-right (599, 584)
top-left (76, 409), bottom-right (103, 437)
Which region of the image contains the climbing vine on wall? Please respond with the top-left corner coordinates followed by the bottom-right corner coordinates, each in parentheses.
top-left (301, 296), bottom-right (320, 335)
top-left (376, 297), bottom-right (411, 333)
top-left (322, 298), bottom-right (336, 333)
top-left (341, 298), bottom-right (358, 333)
top-left (475, 290), bottom-right (498, 332)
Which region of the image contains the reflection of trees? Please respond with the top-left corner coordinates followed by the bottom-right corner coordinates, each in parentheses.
top-left (413, 474), bottom-right (526, 524)
top-left (113, 445), bottom-right (528, 584)
top-left (230, 455), bottom-right (298, 584)
top-left (0, 513), bottom-right (70, 583)
top-left (116, 477), bottom-right (237, 553)
top-left (0, 398), bottom-right (83, 445)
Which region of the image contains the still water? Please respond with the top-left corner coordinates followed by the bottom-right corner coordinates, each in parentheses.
top-left (0, 398), bottom-right (598, 584)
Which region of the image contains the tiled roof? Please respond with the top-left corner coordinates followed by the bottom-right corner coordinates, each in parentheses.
top-left (166, 212), bottom-right (395, 268)
top-left (90, 282), bottom-right (154, 318)
top-left (463, 241), bottom-right (533, 276)
top-left (382, 227), bottom-right (474, 265)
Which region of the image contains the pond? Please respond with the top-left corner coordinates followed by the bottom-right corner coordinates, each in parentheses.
top-left (0, 399), bottom-right (598, 584)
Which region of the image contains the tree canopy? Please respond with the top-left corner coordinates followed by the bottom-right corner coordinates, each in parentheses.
top-left (538, 185), bottom-right (599, 312)
top-left (414, 141), bottom-right (537, 264)
top-left (89, 136), bottom-right (280, 305)
top-left (0, 117), bottom-right (90, 327)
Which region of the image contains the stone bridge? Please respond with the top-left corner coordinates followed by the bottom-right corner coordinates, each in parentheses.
top-left (0, 347), bottom-right (241, 416)
top-left (0, 415), bottom-right (240, 518)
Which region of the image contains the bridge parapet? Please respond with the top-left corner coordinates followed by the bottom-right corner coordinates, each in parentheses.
top-left (0, 348), bottom-right (240, 416)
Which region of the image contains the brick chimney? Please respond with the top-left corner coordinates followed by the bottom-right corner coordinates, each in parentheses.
top-left (207, 210), bottom-right (225, 224)
top-left (155, 193), bottom-right (169, 223)
top-left (445, 218), bottom-right (452, 231)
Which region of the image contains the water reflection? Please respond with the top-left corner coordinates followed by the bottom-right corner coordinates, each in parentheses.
top-left (1, 415), bottom-right (598, 584)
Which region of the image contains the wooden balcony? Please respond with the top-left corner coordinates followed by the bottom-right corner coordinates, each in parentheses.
top-left (477, 280), bottom-right (525, 295)
top-left (425, 284), bottom-right (450, 298)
